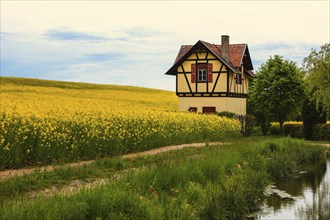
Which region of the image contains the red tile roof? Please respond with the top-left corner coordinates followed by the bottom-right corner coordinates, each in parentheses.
top-left (166, 40), bottom-right (255, 77)
top-left (174, 43), bottom-right (247, 68)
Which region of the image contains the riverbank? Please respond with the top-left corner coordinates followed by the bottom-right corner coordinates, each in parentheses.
top-left (0, 137), bottom-right (328, 219)
top-left (255, 159), bottom-right (330, 219)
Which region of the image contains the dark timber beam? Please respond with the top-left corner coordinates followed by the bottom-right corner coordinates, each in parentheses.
top-left (212, 64), bottom-right (223, 93)
top-left (181, 64), bottom-right (192, 93)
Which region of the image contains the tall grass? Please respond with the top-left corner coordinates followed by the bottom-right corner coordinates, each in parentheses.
top-left (0, 138), bottom-right (326, 220)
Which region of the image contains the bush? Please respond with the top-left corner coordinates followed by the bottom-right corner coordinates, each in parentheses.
top-left (236, 114), bottom-right (256, 137)
top-left (313, 124), bottom-right (330, 141)
top-left (269, 123), bottom-right (281, 135)
top-left (302, 95), bottom-right (327, 140)
top-left (216, 112), bottom-right (256, 137)
top-left (262, 138), bottom-right (324, 180)
top-left (217, 111), bottom-right (236, 118)
top-left (270, 122), bottom-right (303, 137)
top-left (283, 124), bottom-right (303, 138)
top-left (270, 121), bottom-right (329, 141)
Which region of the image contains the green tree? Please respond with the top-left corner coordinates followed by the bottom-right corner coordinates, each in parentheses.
top-left (302, 88), bottom-right (327, 140)
top-left (303, 43), bottom-right (330, 116)
top-left (249, 55), bottom-right (304, 135)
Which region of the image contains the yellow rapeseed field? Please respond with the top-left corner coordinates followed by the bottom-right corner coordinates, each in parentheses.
top-left (0, 77), bottom-right (241, 169)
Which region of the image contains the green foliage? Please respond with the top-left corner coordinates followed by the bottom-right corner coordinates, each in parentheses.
top-left (283, 124), bottom-right (304, 138)
top-left (314, 124), bottom-right (330, 141)
top-left (262, 138), bottom-right (323, 181)
top-left (0, 138), bottom-right (326, 220)
top-left (269, 123), bottom-right (281, 135)
top-left (249, 55), bottom-right (305, 135)
top-left (270, 122), bottom-right (330, 141)
top-left (302, 97), bottom-right (318, 139)
top-left (270, 123), bottom-right (303, 138)
top-left (217, 112), bottom-right (256, 137)
top-left (256, 113), bottom-right (272, 136)
top-left (236, 114), bottom-right (256, 137)
top-left (201, 169), bottom-right (268, 220)
top-left (303, 43), bottom-right (330, 115)
top-left (302, 91), bottom-right (327, 140)
top-left (217, 111), bottom-right (236, 118)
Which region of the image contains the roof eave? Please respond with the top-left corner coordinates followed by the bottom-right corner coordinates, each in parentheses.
top-left (244, 69), bottom-right (256, 78)
top-left (164, 40), bottom-right (203, 76)
top-left (244, 45), bottom-right (254, 71)
top-left (238, 44), bottom-right (247, 68)
top-left (165, 69), bottom-right (176, 75)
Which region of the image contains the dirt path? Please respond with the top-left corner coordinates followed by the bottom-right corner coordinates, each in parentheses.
top-left (0, 160), bottom-right (95, 181)
top-left (26, 178), bottom-right (111, 199)
top-left (0, 141), bottom-right (230, 181)
top-left (122, 141), bottom-right (230, 158)
top-left (312, 143), bottom-right (330, 147)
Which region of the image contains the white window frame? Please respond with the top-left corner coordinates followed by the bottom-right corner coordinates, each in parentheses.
top-left (198, 69), bottom-right (207, 82)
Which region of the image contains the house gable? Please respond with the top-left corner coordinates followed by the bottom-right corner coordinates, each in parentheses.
top-left (165, 40), bottom-right (239, 76)
top-left (177, 51), bottom-right (228, 95)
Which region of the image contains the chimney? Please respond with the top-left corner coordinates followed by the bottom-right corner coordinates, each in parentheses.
top-left (221, 35), bottom-right (230, 63)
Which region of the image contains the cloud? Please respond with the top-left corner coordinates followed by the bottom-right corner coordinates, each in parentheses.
top-left (44, 26), bottom-right (172, 44)
top-left (116, 26), bottom-right (172, 38)
top-left (1, 28), bottom-right (176, 90)
top-left (85, 53), bottom-right (123, 61)
top-left (250, 41), bottom-right (321, 71)
top-left (46, 29), bottom-right (109, 42)
top-left (0, 32), bottom-right (14, 39)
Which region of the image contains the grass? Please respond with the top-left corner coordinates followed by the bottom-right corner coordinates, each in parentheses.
top-left (0, 136), bottom-right (272, 203)
top-left (0, 137), bottom-right (327, 219)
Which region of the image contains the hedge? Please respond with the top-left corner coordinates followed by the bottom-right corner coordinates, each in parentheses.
top-left (270, 122), bottom-right (330, 141)
top-left (314, 124), bottom-right (330, 141)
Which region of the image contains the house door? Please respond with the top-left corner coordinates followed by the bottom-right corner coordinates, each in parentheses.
top-left (202, 107), bottom-right (216, 114)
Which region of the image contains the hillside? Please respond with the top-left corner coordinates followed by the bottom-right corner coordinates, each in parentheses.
top-left (0, 77), bottom-right (240, 169)
top-left (0, 77), bottom-right (178, 115)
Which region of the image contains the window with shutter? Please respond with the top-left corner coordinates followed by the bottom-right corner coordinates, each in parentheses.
top-left (192, 63), bottom-right (213, 83)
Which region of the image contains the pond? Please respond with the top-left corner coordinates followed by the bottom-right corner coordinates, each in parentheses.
top-left (251, 159), bottom-right (330, 219)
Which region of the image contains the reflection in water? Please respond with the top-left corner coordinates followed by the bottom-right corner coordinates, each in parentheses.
top-left (258, 160), bottom-right (330, 219)
top-left (297, 180), bottom-right (330, 219)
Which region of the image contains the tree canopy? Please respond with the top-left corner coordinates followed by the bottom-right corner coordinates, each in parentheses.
top-left (302, 43), bottom-right (330, 116)
top-left (249, 55), bottom-right (304, 134)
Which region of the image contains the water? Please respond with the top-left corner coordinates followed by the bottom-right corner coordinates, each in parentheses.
top-left (253, 160), bottom-right (330, 219)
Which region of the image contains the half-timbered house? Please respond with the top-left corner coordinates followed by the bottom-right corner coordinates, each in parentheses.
top-left (165, 35), bottom-right (255, 114)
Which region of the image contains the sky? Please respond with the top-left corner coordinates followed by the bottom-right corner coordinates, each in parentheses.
top-left (1, 1), bottom-right (329, 91)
